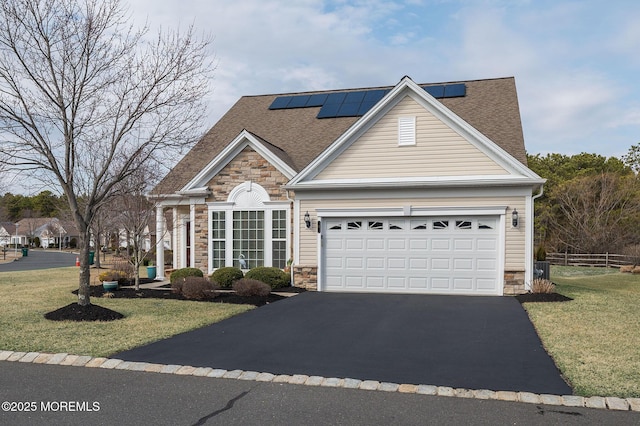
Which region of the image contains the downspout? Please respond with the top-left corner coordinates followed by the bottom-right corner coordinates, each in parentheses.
top-left (530, 183), bottom-right (545, 288)
top-left (532, 184), bottom-right (544, 201)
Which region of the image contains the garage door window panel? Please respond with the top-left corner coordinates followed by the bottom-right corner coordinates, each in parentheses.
top-left (456, 220), bottom-right (472, 230)
top-left (433, 220), bottom-right (449, 230)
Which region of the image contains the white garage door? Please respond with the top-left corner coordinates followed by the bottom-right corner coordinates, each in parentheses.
top-left (323, 217), bottom-right (501, 295)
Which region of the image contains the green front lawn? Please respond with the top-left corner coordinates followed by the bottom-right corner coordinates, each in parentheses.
top-left (2, 265), bottom-right (639, 398)
top-left (524, 265), bottom-right (640, 397)
top-left (0, 267), bottom-right (253, 357)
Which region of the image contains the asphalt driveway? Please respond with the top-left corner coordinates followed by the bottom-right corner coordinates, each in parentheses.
top-left (115, 292), bottom-right (572, 395)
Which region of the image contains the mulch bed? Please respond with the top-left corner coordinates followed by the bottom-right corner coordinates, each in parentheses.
top-left (45, 282), bottom-right (306, 322)
top-left (515, 292), bottom-right (573, 303)
top-left (44, 303), bottom-right (125, 322)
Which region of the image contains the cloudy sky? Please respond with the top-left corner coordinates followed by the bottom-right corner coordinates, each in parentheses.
top-left (128, 0), bottom-right (640, 159)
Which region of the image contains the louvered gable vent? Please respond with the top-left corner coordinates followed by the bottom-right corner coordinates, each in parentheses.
top-left (398, 116), bottom-right (416, 146)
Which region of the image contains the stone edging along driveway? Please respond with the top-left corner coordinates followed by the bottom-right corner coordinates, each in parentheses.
top-left (2, 350), bottom-right (639, 412)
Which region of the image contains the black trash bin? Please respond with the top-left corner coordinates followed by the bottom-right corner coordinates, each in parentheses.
top-left (89, 251), bottom-right (95, 265)
top-left (534, 261), bottom-right (550, 280)
top-left (21, 247), bottom-right (28, 257)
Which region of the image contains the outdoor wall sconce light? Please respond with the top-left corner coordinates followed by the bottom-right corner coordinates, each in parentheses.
top-left (304, 211), bottom-right (311, 229)
top-left (512, 209), bottom-right (519, 228)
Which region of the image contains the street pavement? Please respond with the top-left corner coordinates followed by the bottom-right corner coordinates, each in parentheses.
top-left (0, 249), bottom-right (78, 272)
top-left (1, 362), bottom-right (638, 426)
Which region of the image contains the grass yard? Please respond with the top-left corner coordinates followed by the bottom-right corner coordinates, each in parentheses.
top-left (0, 267), bottom-right (253, 357)
top-left (523, 265), bottom-right (640, 398)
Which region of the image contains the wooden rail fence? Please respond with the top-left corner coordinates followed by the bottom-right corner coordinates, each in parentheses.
top-left (547, 252), bottom-right (634, 268)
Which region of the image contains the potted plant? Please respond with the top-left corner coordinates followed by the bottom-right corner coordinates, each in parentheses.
top-left (147, 261), bottom-right (157, 280)
top-left (99, 270), bottom-right (122, 291)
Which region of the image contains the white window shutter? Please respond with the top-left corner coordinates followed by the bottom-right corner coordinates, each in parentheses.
top-left (398, 116), bottom-right (416, 146)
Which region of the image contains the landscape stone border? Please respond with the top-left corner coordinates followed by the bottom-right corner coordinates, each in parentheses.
top-left (1, 350), bottom-right (639, 412)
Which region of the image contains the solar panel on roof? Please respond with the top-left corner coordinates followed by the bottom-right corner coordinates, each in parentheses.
top-left (287, 95), bottom-right (311, 108)
top-left (271, 82), bottom-right (466, 118)
top-left (443, 83), bottom-right (466, 97)
top-left (423, 85), bottom-right (445, 98)
top-left (363, 89), bottom-right (389, 103)
top-left (344, 91), bottom-right (366, 103)
top-left (324, 92), bottom-right (347, 105)
top-left (357, 101), bottom-right (378, 116)
top-left (306, 93), bottom-right (328, 107)
top-left (317, 102), bottom-right (341, 118)
top-left (336, 102), bottom-right (361, 117)
top-left (269, 96), bottom-right (294, 109)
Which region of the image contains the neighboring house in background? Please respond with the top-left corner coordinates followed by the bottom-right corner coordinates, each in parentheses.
top-left (15, 217), bottom-right (79, 248)
top-left (151, 76), bottom-right (544, 295)
top-left (0, 222), bottom-right (17, 246)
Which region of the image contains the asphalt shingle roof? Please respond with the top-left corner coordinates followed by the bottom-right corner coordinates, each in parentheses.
top-left (154, 77), bottom-right (527, 195)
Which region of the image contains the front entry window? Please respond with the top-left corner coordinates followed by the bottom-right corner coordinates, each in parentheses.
top-left (209, 181), bottom-right (289, 272)
top-left (233, 211), bottom-right (264, 269)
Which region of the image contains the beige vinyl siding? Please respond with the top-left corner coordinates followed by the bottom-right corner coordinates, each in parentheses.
top-left (298, 196), bottom-right (526, 271)
top-left (315, 96), bottom-right (509, 180)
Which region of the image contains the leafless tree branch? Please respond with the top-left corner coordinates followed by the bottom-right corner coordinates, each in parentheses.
top-left (0, 0), bottom-right (213, 305)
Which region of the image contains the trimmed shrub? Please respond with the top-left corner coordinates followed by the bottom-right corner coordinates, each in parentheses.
top-left (170, 267), bottom-right (204, 284)
top-left (182, 276), bottom-right (218, 300)
top-left (98, 270), bottom-right (125, 282)
top-left (171, 279), bottom-right (183, 295)
top-left (210, 267), bottom-right (244, 288)
top-left (245, 266), bottom-right (290, 289)
top-left (534, 245), bottom-right (547, 261)
top-left (233, 278), bottom-right (271, 297)
top-left (531, 278), bottom-right (555, 294)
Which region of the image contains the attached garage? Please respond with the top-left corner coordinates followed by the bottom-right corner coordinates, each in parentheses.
top-left (321, 216), bottom-right (504, 295)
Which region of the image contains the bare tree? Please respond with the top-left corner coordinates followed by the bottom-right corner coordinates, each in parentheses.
top-left (88, 205), bottom-right (117, 269)
top-left (0, 0), bottom-right (212, 306)
top-left (550, 173), bottom-right (640, 253)
top-left (112, 165), bottom-right (160, 290)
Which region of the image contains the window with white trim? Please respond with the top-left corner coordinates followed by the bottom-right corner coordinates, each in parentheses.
top-left (208, 181), bottom-right (289, 272)
top-left (272, 209), bottom-right (287, 269)
top-left (211, 211), bottom-right (225, 269)
top-left (233, 210), bottom-right (264, 269)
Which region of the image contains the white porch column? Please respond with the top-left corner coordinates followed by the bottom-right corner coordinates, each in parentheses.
top-left (155, 206), bottom-right (165, 280)
top-left (172, 207), bottom-right (178, 269)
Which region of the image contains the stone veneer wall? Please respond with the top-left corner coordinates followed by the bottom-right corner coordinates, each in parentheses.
top-left (503, 271), bottom-right (526, 295)
top-left (206, 147), bottom-right (290, 202)
top-left (193, 205), bottom-right (208, 271)
top-left (192, 147), bottom-right (291, 271)
top-left (293, 266), bottom-right (318, 290)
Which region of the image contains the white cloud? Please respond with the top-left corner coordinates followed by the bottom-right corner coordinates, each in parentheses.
top-left (125, 0), bottom-right (640, 158)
